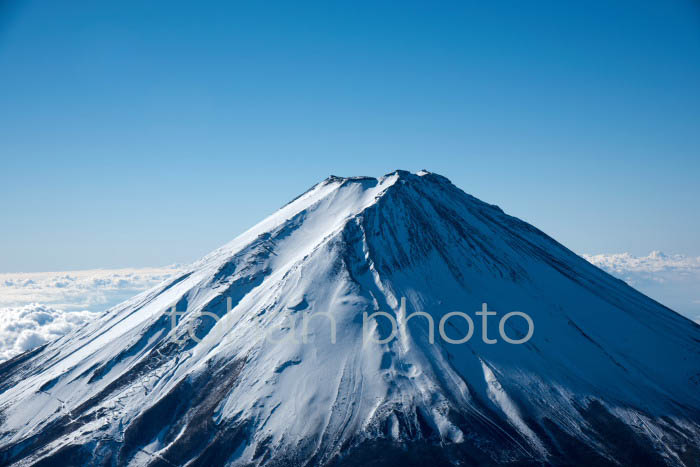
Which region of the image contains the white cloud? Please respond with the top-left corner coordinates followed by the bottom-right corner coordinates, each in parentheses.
top-left (1, 257), bottom-right (697, 362)
top-left (0, 266), bottom-right (180, 362)
top-left (583, 251), bottom-right (700, 275)
top-left (0, 303), bottom-right (99, 362)
top-left (584, 251), bottom-right (700, 323)
top-left (0, 266), bottom-right (180, 312)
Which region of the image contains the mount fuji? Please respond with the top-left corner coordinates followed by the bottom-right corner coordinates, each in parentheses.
top-left (1, 170), bottom-right (698, 466)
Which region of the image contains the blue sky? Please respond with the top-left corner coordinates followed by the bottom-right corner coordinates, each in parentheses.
top-left (1, 0), bottom-right (699, 272)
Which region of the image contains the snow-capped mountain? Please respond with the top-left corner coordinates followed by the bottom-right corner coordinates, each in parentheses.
top-left (1, 170), bottom-right (698, 466)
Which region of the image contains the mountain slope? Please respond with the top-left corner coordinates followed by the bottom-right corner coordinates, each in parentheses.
top-left (1, 170), bottom-right (699, 466)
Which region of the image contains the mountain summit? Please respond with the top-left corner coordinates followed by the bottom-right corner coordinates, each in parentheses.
top-left (1, 170), bottom-right (699, 466)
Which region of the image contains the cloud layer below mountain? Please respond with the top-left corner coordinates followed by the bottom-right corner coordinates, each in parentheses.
top-left (0, 255), bottom-right (697, 362)
top-left (0, 304), bottom-right (99, 362)
top-left (584, 251), bottom-right (700, 324)
top-left (0, 267), bottom-right (180, 362)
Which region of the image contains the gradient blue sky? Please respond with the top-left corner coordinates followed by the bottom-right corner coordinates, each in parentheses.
top-left (1, 0), bottom-right (699, 272)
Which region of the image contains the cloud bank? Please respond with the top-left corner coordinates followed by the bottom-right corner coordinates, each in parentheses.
top-left (1, 256), bottom-right (698, 362)
top-left (584, 251), bottom-right (700, 324)
top-left (0, 267), bottom-right (180, 362)
top-left (0, 303), bottom-right (99, 362)
top-left (0, 267), bottom-right (180, 312)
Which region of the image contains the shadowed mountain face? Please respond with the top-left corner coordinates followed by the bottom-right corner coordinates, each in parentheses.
top-left (1, 170), bottom-right (699, 466)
